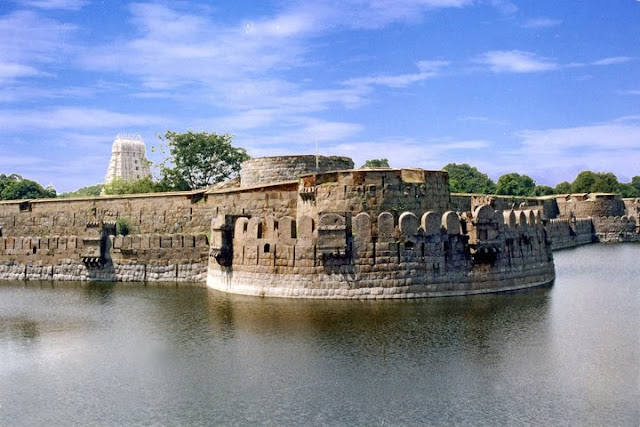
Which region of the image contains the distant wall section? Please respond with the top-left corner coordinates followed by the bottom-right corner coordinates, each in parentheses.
top-left (240, 155), bottom-right (354, 187)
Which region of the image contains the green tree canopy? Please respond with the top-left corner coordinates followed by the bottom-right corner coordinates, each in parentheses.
top-left (0, 174), bottom-right (56, 200)
top-left (157, 131), bottom-right (250, 191)
top-left (495, 173), bottom-right (536, 196)
top-left (554, 181), bottom-right (572, 194)
top-left (103, 177), bottom-right (159, 195)
top-left (531, 185), bottom-right (555, 196)
top-left (59, 183), bottom-right (104, 198)
top-left (361, 158), bottom-right (390, 168)
top-left (570, 171), bottom-right (620, 193)
top-left (442, 163), bottom-right (496, 194)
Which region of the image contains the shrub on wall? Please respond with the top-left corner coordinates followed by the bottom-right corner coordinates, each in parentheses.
top-left (116, 218), bottom-right (132, 236)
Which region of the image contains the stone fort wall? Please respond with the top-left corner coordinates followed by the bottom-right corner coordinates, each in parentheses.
top-left (297, 169), bottom-right (450, 222)
top-left (240, 155), bottom-right (354, 187)
top-left (207, 205), bottom-right (555, 298)
top-left (0, 191), bottom-right (214, 283)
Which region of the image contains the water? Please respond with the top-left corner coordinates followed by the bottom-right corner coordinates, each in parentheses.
top-left (1, 244), bottom-right (638, 426)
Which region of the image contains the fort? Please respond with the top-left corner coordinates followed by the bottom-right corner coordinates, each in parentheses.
top-left (0, 154), bottom-right (638, 298)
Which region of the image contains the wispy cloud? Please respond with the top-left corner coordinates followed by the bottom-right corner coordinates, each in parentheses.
top-left (14, 0), bottom-right (88, 10)
top-left (476, 50), bottom-right (557, 73)
top-left (344, 61), bottom-right (450, 89)
top-left (327, 137), bottom-right (491, 170)
top-left (522, 18), bottom-right (561, 29)
top-left (0, 10), bottom-right (76, 82)
top-left (0, 107), bottom-right (167, 131)
top-left (505, 117), bottom-right (640, 183)
top-left (592, 56), bottom-right (632, 66)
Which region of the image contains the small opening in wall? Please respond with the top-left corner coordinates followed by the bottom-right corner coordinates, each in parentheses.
top-left (33, 246), bottom-right (37, 254)
top-left (405, 241), bottom-right (414, 250)
top-left (257, 223), bottom-right (263, 239)
top-left (264, 243), bottom-right (270, 253)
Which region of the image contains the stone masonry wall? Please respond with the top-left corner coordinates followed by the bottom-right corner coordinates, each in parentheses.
top-left (0, 191), bottom-right (214, 283)
top-left (546, 218), bottom-right (594, 250)
top-left (240, 155), bottom-right (354, 187)
top-left (0, 191), bottom-right (213, 237)
top-left (297, 169), bottom-right (450, 223)
top-left (554, 194), bottom-right (626, 219)
top-left (207, 205), bottom-right (554, 299)
top-left (0, 232), bottom-right (209, 282)
top-left (449, 194), bottom-right (545, 214)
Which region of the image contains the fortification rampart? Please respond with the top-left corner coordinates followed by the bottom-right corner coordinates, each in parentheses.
top-left (2, 156), bottom-right (639, 293)
top-left (0, 231), bottom-right (209, 282)
top-left (592, 216), bottom-right (640, 243)
top-left (0, 190), bottom-right (213, 237)
top-left (297, 169), bottom-right (450, 222)
top-left (554, 193), bottom-right (626, 219)
top-left (0, 191), bottom-right (214, 283)
top-left (240, 155), bottom-right (354, 187)
top-left (449, 194), bottom-right (546, 214)
top-left (207, 205), bottom-right (554, 299)
top-left (546, 218), bottom-right (595, 250)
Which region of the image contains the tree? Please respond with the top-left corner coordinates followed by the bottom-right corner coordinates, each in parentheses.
top-left (442, 163), bottom-right (496, 194)
top-left (59, 183), bottom-right (104, 198)
top-left (571, 171), bottom-right (620, 193)
top-left (495, 173), bottom-right (536, 196)
top-left (361, 158), bottom-right (390, 168)
top-left (103, 177), bottom-right (159, 195)
top-left (157, 131), bottom-right (250, 191)
top-left (0, 174), bottom-right (56, 200)
top-left (531, 185), bottom-right (555, 196)
top-left (554, 181), bottom-right (572, 194)
top-left (619, 176), bottom-right (640, 198)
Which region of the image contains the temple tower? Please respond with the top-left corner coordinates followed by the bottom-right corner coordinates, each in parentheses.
top-left (104, 134), bottom-right (151, 183)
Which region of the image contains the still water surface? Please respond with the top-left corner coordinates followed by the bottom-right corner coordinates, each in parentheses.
top-left (1, 244), bottom-right (639, 426)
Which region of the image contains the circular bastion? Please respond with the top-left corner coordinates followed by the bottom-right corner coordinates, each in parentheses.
top-left (240, 155), bottom-right (354, 187)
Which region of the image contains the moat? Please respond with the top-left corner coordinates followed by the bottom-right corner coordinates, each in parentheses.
top-left (1, 243), bottom-right (638, 426)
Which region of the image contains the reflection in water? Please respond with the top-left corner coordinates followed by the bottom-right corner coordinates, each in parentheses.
top-left (0, 245), bottom-right (638, 426)
top-left (84, 282), bottom-right (117, 305)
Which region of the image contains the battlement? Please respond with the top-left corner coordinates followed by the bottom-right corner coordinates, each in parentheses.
top-left (207, 204), bottom-right (554, 299)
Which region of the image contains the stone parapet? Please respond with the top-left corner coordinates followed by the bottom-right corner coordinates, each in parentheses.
top-left (207, 205), bottom-right (555, 299)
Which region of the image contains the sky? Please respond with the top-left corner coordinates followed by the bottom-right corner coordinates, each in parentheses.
top-left (1, 0), bottom-right (639, 192)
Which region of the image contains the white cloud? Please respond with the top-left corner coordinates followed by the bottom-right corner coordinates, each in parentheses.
top-left (0, 62), bottom-right (41, 82)
top-left (344, 61), bottom-right (449, 88)
top-left (0, 107), bottom-right (167, 131)
top-left (522, 18), bottom-right (561, 29)
top-left (326, 137), bottom-right (491, 170)
top-left (477, 50), bottom-right (557, 73)
top-left (0, 10), bottom-right (76, 82)
top-left (504, 117), bottom-right (640, 184)
top-left (15, 0), bottom-right (88, 10)
top-left (592, 56), bottom-right (632, 66)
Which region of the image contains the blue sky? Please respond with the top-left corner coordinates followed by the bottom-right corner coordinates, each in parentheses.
top-left (1, 0), bottom-right (639, 192)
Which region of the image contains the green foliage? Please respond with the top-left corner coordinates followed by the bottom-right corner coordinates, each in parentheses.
top-left (115, 218), bottom-right (132, 236)
top-left (618, 176), bottom-right (640, 198)
top-left (361, 158), bottom-right (390, 168)
top-left (531, 185), bottom-right (555, 196)
top-left (103, 177), bottom-right (160, 195)
top-left (570, 171), bottom-right (620, 193)
top-left (495, 173), bottom-right (536, 196)
top-left (0, 173), bottom-right (56, 200)
top-left (59, 183), bottom-right (104, 198)
top-left (157, 131), bottom-right (250, 191)
top-left (442, 163), bottom-right (496, 194)
top-left (554, 181), bottom-right (572, 194)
